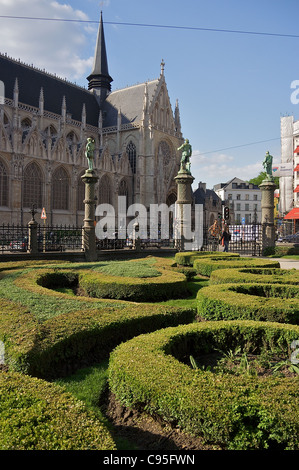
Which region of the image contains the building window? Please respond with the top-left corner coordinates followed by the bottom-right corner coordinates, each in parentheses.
top-left (245, 203), bottom-right (249, 211)
top-left (52, 167), bottom-right (69, 210)
top-left (0, 159), bottom-right (8, 207)
top-left (126, 141), bottom-right (137, 174)
top-left (23, 162), bottom-right (42, 208)
top-left (119, 178), bottom-right (129, 209)
top-left (99, 174), bottom-right (112, 205)
top-left (253, 194), bottom-right (258, 201)
top-left (236, 203), bottom-right (241, 211)
top-left (235, 213), bottom-right (241, 223)
top-left (228, 193), bottom-right (232, 200)
top-left (236, 194), bottom-right (241, 200)
top-left (245, 194), bottom-right (249, 200)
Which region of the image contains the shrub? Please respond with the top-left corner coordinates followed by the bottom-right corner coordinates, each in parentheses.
top-left (0, 371), bottom-right (116, 450)
top-left (0, 268), bottom-right (195, 378)
top-left (197, 283), bottom-right (299, 324)
top-left (175, 251), bottom-right (240, 266)
top-left (210, 267), bottom-right (299, 285)
top-left (108, 320), bottom-right (299, 450)
top-left (193, 257), bottom-right (280, 277)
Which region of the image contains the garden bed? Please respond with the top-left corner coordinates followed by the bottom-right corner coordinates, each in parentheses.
top-left (108, 320), bottom-right (299, 450)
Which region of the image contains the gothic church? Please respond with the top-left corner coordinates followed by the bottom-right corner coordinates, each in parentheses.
top-left (0, 13), bottom-right (184, 226)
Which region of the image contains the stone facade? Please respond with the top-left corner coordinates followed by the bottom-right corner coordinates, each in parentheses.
top-left (0, 15), bottom-right (183, 227)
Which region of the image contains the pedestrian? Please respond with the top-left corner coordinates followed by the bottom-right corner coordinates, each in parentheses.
top-left (221, 226), bottom-right (231, 252)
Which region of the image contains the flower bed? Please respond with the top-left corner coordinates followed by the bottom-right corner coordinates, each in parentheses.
top-left (197, 283), bottom-right (299, 324)
top-left (108, 320), bottom-right (299, 450)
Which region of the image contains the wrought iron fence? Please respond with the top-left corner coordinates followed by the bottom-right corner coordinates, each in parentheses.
top-left (0, 224), bottom-right (29, 252)
top-left (202, 223), bottom-right (262, 256)
top-left (37, 225), bottom-right (83, 252)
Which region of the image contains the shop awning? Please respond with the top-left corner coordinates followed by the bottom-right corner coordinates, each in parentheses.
top-left (284, 208), bottom-right (299, 219)
top-left (294, 164), bottom-right (299, 171)
top-left (294, 185), bottom-right (299, 192)
top-left (294, 146), bottom-right (299, 154)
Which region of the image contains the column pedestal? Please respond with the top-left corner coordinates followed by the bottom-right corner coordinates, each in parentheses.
top-left (259, 178), bottom-right (276, 253)
top-left (81, 169), bottom-right (99, 261)
top-left (174, 168), bottom-right (194, 251)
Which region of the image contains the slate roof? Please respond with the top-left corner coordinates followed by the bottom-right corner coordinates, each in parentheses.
top-left (102, 79), bottom-right (159, 127)
top-left (193, 187), bottom-right (221, 205)
top-left (0, 53), bottom-right (100, 127)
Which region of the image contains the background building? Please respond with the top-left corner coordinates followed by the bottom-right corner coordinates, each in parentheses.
top-left (0, 13), bottom-right (183, 227)
top-left (280, 115), bottom-right (299, 232)
top-left (214, 177), bottom-right (261, 224)
top-left (193, 181), bottom-right (223, 227)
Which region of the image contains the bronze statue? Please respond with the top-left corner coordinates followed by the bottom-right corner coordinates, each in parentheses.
top-left (85, 137), bottom-right (95, 171)
top-left (178, 138), bottom-right (192, 173)
top-left (263, 151), bottom-right (273, 179)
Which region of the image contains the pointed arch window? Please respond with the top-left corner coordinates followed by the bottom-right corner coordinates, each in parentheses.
top-left (23, 162), bottom-right (42, 208)
top-left (99, 174), bottom-right (112, 205)
top-left (126, 141), bottom-right (137, 174)
top-left (52, 167), bottom-right (69, 210)
top-left (0, 159), bottom-right (8, 207)
top-left (21, 118), bottom-right (32, 143)
top-left (119, 178), bottom-right (129, 209)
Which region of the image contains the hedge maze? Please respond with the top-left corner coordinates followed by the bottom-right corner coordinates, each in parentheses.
top-left (0, 253), bottom-right (298, 450)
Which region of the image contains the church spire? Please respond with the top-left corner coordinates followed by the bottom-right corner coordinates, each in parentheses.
top-left (87, 11), bottom-right (113, 105)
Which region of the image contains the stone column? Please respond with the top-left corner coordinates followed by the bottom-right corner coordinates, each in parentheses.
top-left (81, 169), bottom-right (99, 261)
top-left (259, 178), bottom-right (276, 253)
top-left (27, 206), bottom-right (38, 254)
top-left (174, 168), bottom-right (194, 251)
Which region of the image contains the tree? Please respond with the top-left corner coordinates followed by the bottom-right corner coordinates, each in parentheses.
top-left (248, 171), bottom-right (279, 188)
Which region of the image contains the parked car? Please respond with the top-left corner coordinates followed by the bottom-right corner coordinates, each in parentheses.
top-left (9, 237), bottom-right (28, 251)
top-left (281, 232), bottom-right (299, 243)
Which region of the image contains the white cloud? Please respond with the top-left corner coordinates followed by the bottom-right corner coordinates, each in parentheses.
top-left (191, 149), bottom-right (264, 189)
top-left (0, 0), bottom-right (94, 81)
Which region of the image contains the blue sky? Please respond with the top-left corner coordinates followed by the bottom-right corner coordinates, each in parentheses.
top-left (1, 0), bottom-right (299, 189)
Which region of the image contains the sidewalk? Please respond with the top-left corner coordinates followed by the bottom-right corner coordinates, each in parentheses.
top-left (268, 258), bottom-right (299, 270)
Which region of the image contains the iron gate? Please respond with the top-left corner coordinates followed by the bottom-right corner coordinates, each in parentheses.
top-left (202, 223), bottom-right (262, 256)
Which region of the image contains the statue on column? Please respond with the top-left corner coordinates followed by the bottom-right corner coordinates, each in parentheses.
top-left (178, 138), bottom-right (192, 173)
top-left (85, 137), bottom-right (95, 171)
top-left (262, 151), bottom-right (274, 180)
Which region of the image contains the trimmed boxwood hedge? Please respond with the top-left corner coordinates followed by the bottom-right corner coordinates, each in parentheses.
top-left (35, 259), bottom-right (190, 302)
top-left (108, 320), bottom-right (299, 450)
top-left (175, 251), bottom-right (240, 266)
top-left (0, 371), bottom-right (116, 450)
top-left (210, 267), bottom-right (299, 285)
top-left (0, 268), bottom-right (195, 379)
top-left (197, 283), bottom-right (299, 324)
top-left (193, 257), bottom-right (280, 277)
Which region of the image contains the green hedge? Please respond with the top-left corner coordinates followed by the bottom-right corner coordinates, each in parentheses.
top-left (263, 246), bottom-right (299, 257)
top-left (193, 257), bottom-right (280, 277)
top-left (108, 320), bottom-right (299, 450)
top-left (175, 251), bottom-right (240, 266)
top-left (197, 283), bottom-right (299, 324)
top-left (0, 268), bottom-right (195, 379)
top-left (210, 267), bottom-right (299, 285)
top-left (78, 269), bottom-right (190, 302)
top-left (0, 371), bottom-right (116, 450)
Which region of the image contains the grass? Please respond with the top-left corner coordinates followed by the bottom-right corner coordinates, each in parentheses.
top-left (54, 360), bottom-right (138, 450)
top-left (94, 258), bottom-right (161, 278)
top-left (159, 276), bottom-right (208, 309)
top-left (0, 269), bottom-right (126, 322)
